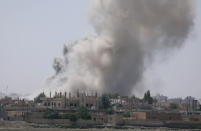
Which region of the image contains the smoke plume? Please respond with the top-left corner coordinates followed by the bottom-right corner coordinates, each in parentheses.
top-left (46, 0), bottom-right (194, 96)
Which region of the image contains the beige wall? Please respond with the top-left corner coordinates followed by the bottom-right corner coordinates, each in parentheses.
top-left (130, 112), bottom-right (146, 120)
top-left (7, 111), bottom-right (24, 117)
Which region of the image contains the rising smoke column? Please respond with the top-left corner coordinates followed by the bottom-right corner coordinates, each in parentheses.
top-left (46, 0), bottom-right (194, 96)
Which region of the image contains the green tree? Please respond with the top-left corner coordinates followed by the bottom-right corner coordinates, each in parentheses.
top-left (43, 110), bottom-right (61, 119)
top-left (99, 94), bottom-right (111, 109)
top-left (143, 90), bottom-right (153, 104)
top-left (61, 113), bottom-right (78, 121)
top-left (78, 107), bottom-right (91, 120)
top-left (123, 112), bottom-right (130, 118)
top-left (68, 114), bottom-right (78, 121)
top-left (34, 92), bottom-right (46, 103)
top-left (169, 103), bottom-right (179, 110)
top-left (106, 108), bottom-right (115, 114)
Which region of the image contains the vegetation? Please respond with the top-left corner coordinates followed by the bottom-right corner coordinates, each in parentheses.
top-left (140, 105), bottom-right (152, 110)
top-left (99, 94), bottom-right (111, 109)
top-left (43, 107), bottom-right (91, 121)
top-left (116, 104), bottom-right (123, 107)
top-left (123, 112), bottom-right (130, 118)
top-left (106, 108), bottom-right (115, 114)
top-left (143, 90), bottom-right (153, 104)
top-left (34, 92), bottom-right (46, 103)
top-left (43, 110), bottom-right (78, 121)
top-left (78, 107), bottom-right (91, 120)
top-left (61, 113), bottom-right (78, 122)
top-left (43, 110), bottom-right (61, 119)
top-left (169, 103), bottom-right (179, 110)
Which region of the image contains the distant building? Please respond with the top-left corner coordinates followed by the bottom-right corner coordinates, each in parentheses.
top-left (153, 94), bottom-right (168, 103)
top-left (167, 98), bottom-right (183, 104)
top-left (130, 111), bottom-right (182, 121)
top-left (184, 96), bottom-right (199, 112)
top-left (40, 90), bottom-right (98, 110)
top-left (111, 96), bottom-right (141, 112)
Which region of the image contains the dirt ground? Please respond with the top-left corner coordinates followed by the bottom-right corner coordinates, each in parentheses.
top-left (0, 120), bottom-right (30, 128)
top-left (0, 121), bottom-right (200, 131)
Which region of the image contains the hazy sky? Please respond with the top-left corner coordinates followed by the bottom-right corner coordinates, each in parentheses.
top-left (0, 0), bottom-right (200, 98)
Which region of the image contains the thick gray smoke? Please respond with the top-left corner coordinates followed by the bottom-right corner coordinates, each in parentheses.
top-left (46, 0), bottom-right (194, 96)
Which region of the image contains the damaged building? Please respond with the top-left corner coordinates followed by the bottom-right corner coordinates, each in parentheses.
top-left (40, 90), bottom-right (98, 110)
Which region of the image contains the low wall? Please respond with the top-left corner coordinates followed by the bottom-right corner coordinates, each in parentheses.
top-left (164, 121), bottom-right (201, 129)
top-left (76, 119), bottom-right (103, 126)
top-left (123, 120), bottom-right (163, 127)
top-left (26, 118), bottom-right (70, 124)
top-left (26, 118), bottom-right (103, 127)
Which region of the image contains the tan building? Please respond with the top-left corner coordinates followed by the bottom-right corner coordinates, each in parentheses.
top-left (40, 97), bottom-right (66, 109)
top-left (40, 90), bottom-right (98, 110)
top-left (130, 112), bottom-right (147, 120)
top-left (7, 111), bottom-right (26, 120)
top-left (130, 111), bottom-right (182, 121)
top-left (91, 112), bottom-right (107, 123)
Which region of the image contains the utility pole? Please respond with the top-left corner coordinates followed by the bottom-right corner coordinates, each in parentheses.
top-left (6, 85), bottom-right (8, 97)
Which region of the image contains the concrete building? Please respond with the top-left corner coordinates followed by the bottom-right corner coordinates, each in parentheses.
top-left (167, 98), bottom-right (183, 104)
top-left (40, 90), bottom-right (98, 110)
top-left (7, 111), bottom-right (26, 120)
top-left (130, 112), bottom-right (146, 120)
top-left (130, 111), bottom-right (182, 121)
top-left (111, 96), bottom-right (140, 111)
top-left (91, 112), bottom-right (107, 123)
top-left (153, 94), bottom-right (168, 103)
top-left (184, 96), bottom-right (199, 112)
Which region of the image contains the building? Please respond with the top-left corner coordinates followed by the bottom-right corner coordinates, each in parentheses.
top-left (167, 98), bottom-right (183, 104)
top-left (7, 111), bottom-right (26, 120)
top-left (184, 96), bottom-right (199, 112)
top-left (130, 111), bottom-right (182, 121)
top-left (40, 90), bottom-right (98, 110)
top-left (130, 112), bottom-right (146, 120)
top-left (91, 111), bottom-right (107, 123)
top-left (111, 96), bottom-right (140, 111)
top-left (153, 94), bottom-right (168, 103)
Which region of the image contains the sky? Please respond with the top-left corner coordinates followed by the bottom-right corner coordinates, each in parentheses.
top-left (0, 0), bottom-right (200, 99)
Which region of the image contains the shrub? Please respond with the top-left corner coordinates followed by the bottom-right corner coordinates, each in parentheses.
top-left (106, 108), bottom-right (115, 114)
top-left (123, 113), bottom-right (130, 118)
top-left (169, 103), bottom-right (179, 110)
top-left (43, 110), bottom-right (61, 119)
top-left (78, 107), bottom-right (91, 120)
top-left (61, 113), bottom-right (78, 122)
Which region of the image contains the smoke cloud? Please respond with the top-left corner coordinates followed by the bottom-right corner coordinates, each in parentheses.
top-left (46, 0), bottom-right (194, 96)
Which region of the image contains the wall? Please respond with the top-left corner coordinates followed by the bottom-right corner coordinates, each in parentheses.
top-left (26, 118), bottom-right (70, 124)
top-left (146, 112), bottom-right (182, 121)
top-left (130, 112), bottom-right (146, 120)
